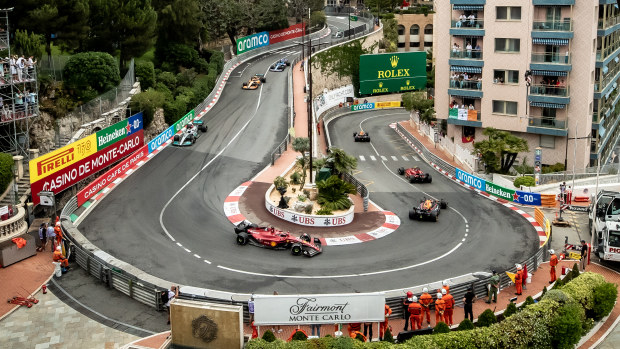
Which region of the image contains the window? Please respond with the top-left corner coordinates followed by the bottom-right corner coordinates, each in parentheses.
top-left (425, 41), bottom-right (433, 48)
top-left (540, 135), bottom-right (555, 149)
top-left (495, 38), bottom-right (520, 52)
top-left (493, 70), bottom-right (519, 84)
top-left (398, 42), bottom-right (405, 48)
top-left (410, 41), bottom-right (420, 48)
top-left (424, 25), bottom-right (433, 34)
top-left (496, 6), bottom-right (521, 20)
top-left (398, 25), bottom-right (405, 35)
top-left (492, 100), bottom-right (518, 115)
top-left (410, 25), bottom-right (419, 35)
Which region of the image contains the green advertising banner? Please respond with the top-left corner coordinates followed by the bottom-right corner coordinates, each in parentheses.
top-left (96, 120), bottom-right (128, 150)
top-left (359, 52), bottom-right (427, 95)
top-left (173, 110), bottom-right (196, 132)
top-left (485, 182), bottom-right (515, 202)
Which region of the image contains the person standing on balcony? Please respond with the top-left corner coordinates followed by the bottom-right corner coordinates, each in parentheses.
top-left (459, 14), bottom-right (466, 27)
top-left (466, 42), bottom-right (472, 58)
top-left (474, 44), bottom-right (481, 59)
top-left (468, 14), bottom-right (476, 27)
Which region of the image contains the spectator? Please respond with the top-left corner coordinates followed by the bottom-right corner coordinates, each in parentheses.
top-left (15, 91), bottom-right (24, 118)
top-left (29, 91), bottom-right (36, 115)
top-left (9, 55), bottom-right (16, 82)
top-left (466, 42), bottom-right (472, 58)
top-left (363, 321), bottom-right (373, 341)
top-left (468, 13), bottom-right (476, 27)
top-left (310, 323), bottom-right (321, 337)
top-left (166, 285), bottom-right (179, 325)
top-left (46, 224), bottom-right (56, 252)
top-left (580, 240), bottom-right (588, 271)
top-left (486, 270), bottom-right (499, 303)
top-left (16, 55), bottom-right (24, 82)
top-left (37, 222), bottom-right (48, 252)
top-left (474, 44), bottom-right (481, 59)
top-left (463, 286), bottom-right (476, 321)
top-left (27, 56), bottom-right (36, 77)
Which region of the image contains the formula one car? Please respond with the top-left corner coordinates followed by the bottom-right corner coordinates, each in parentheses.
top-left (234, 221), bottom-right (323, 257)
top-left (242, 74), bottom-right (266, 90)
top-left (269, 59), bottom-right (290, 72)
top-left (409, 198), bottom-right (448, 221)
top-left (398, 166), bottom-right (432, 183)
top-left (353, 131), bottom-right (370, 142)
top-left (172, 120), bottom-right (207, 146)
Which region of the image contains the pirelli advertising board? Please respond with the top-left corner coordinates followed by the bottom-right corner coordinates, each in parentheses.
top-left (359, 52), bottom-right (426, 95)
top-left (29, 113), bottom-right (144, 205)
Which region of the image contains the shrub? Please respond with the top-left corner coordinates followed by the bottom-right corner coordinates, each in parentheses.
top-left (542, 286), bottom-right (548, 296)
top-left (503, 302), bottom-right (517, 318)
top-left (520, 296), bottom-right (536, 311)
top-left (316, 207), bottom-right (333, 215)
top-left (304, 205), bottom-right (313, 214)
top-left (561, 272), bottom-right (606, 312)
top-left (592, 282), bottom-right (618, 320)
top-left (544, 289), bottom-right (571, 304)
top-left (63, 52), bottom-right (121, 100)
top-left (157, 71), bottom-right (178, 90)
top-left (571, 263), bottom-right (581, 279)
top-left (550, 302), bottom-right (585, 349)
top-left (382, 327), bottom-right (394, 342)
top-left (456, 319), bottom-right (474, 331)
top-left (290, 172), bottom-right (302, 185)
top-left (208, 50), bottom-right (224, 74)
top-left (129, 89), bottom-right (167, 128)
top-left (476, 309), bottom-right (497, 327)
top-left (513, 176), bottom-right (535, 188)
top-left (274, 176), bottom-right (288, 190)
top-left (354, 333), bottom-right (365, 342)
top-left (542, 162), bottom-right (566, 174)
top-left (291, 330), bottom-right (307, 341)
top-left (0, 153), bottom-right (13, 194)
top-left (136, 61), bottom-right (156, 90)
top-left (316, 175), bottom-right (356, 211)
top-left (176, 68), bottom-right (197, 87)
top-left (297, 194), bottom-right (307, 202)
top-left (163, 95), bottom-right (190, 125)
top-left (261, 329), bottom-right (276, 342)
top-left (433, 322), bottom-right (450, 334)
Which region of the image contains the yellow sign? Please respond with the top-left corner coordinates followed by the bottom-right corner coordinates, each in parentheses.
top-left (568, 252), bottom-right (582, 260)
top-left (29, 134), bottom-right (97, 183)
top-left (376, 101), bottom-right (401, 108)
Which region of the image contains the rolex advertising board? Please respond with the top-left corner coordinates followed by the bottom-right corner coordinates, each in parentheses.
top-left (359, 52), bottom-right (427, 95)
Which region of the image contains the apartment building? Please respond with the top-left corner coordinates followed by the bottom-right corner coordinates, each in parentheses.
top-left (435, 0), bottom-right (620, 172)
top-left (396, 13), bottom-right (434, 52)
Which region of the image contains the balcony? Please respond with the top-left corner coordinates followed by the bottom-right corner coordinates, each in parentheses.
top-left (530, 84), bottom-right (568, 97)
top-left (451, 19), bottom-right (484, 29)
top-left (532, 20), bottom-right (572, 32)
top-left (599, 16), bottom-right (620, 29)
top-left (533, 0), bottom-right (574, 4)
top-left (450, 50), bottom-right (483, 61)
top-left (450, 79), bottom-right (482, 91)
top-left (527, 116), bottom-right (568, 136)
top-left (531, 52), bottom-right (570, 65)
top-left (447, 108), bottom-right (482, 127)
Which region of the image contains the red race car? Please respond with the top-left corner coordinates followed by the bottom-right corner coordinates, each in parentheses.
top-left (398, 166), bottom-right (432, 183)
top-left (234, 221), bottom-right (323, 257)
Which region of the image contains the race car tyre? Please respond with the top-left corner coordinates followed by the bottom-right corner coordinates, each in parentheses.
top-left (188, 134), bottom-right (195, 144)
top-left (398, 167), bottom-right (405, 175)
top-left (174, 135), bottom-right (180, 142)
top-left (236, 233), bottom-right (249, 245)
top-left (199, 125), bottom-right (207, 132)
top-left (425, 174), bottom-right (432, 183)
top-left (409, 209), bottom-right (417, 220)
top-left (440, 200), bottom-right (448, 209)
top-left (409, 176), bottom-right (416, 183)
top-left (261, 77), bottom-right (266, 83)
top-left (270, 65), bottom-right (275, 70)
top-left (234, 222), bottom-right (248, 233)
top-left (291, 243), bottom-right (302, 256)
top-left (243, 82), bottom-right (248, 87)
top-left (431, 212), bottom-right (438, 222)
top-left (286, 62), bottom-right (291, 66)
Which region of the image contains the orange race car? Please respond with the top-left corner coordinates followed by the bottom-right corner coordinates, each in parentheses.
top-left (242, 74), bottom-right (266, 90)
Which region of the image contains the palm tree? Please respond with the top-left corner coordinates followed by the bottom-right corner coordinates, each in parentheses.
top-left (326, 147), bottom-right (357, 177)
top-left (292, 137), bottom-right (310, 187)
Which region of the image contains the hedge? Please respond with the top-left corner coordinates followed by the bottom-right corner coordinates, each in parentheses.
top-left (245, 273), bottom-right (615, 348)
top-left (0, 153), bottom-right (13, 194)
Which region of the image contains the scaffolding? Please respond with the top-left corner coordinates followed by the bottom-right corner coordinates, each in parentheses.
top-left (0, 7), bottom-right (39, 159)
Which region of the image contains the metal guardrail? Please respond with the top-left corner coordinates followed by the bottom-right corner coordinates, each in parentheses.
top-left (396, 122), bottom-right (457, 177)
top-left (270, 134), bottom-right (290, 165)
top-left (342, 172), bottom-right (369, 211)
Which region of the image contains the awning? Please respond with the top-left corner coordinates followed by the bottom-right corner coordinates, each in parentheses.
top-left (450, 66), bottom-right (482, 74)
top-left (532, 38), bottom-right (569, 46)
top-left (530, 70), bottom-right (568, 77)
top-left (448, 92), bottom-right (481, 99)
top-left (529, 102), bottom-right (567, 109)
top-left (453, 5), bottom-right (484, 11)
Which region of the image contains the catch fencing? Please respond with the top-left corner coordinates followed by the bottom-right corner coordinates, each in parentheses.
top-left (396, 122), bottom-right (457, 177)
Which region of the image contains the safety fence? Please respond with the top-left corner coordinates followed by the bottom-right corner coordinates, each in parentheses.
top-left (396, 122), bottom-right (457, 177)
top-left (343, 172), bottom-right (369, 211)
top-left (270, 134), bottom-right (290, 165)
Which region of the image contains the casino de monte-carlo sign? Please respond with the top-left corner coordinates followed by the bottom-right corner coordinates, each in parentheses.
top-left (253, 293), bottom-right (385, 325)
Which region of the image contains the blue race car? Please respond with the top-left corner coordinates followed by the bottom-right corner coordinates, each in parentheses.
top-left (269, 59), bottom-right (290, 72)
top-left (172, 120), bottom-right (207, 146)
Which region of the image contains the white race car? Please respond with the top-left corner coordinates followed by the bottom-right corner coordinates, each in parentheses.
top-left (172, 121), bottom-right (207, 146)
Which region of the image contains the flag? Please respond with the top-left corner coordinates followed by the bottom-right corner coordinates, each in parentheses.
top-left (506, 271), bottom-right (516, 284)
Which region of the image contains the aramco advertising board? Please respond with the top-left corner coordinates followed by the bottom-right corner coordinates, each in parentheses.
top-left (359, 52), bottom-right (427, 95)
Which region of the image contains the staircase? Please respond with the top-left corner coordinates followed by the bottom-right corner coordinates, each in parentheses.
top-left (0, 169), bottom-right (31, 207)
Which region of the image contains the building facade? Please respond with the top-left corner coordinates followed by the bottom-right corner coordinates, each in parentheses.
top-left (396, 14), bottom-right (434, 52)
top-left (435, 0), bottom-right (619, 172)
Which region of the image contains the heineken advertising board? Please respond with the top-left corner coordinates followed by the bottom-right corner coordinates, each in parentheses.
top-left (359, 52), bottom-right (426, 95)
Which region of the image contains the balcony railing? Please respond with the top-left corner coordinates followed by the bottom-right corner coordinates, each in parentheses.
top-left (450, 50), bottom-right (483, 60)
top-left (531, 52), bottom-right (571, 64)
top-left (451, 19), bottom-right (484, 29)
top-left (532, 20), bottom-right (572, 32)
top-left (450, 79), bottom-right (482, 90)
top-left (528, 116), bottom-right (567, 129)
top-left (530, 84), bottom-right (569, 97)
top-left (598, 16), bottom-right (620, 29)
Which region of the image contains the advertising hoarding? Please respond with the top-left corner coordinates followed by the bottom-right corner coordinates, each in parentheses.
top-left (76, 145), bottom-right (148, 206)
top-left (253, 293), bottom-right (385, 325)
top-left (29, 113), bottom-right (143, 183)
top-left (269, 23), bottom-right (305, 44)
top-left (147, 110), bottom-right (195, 153)
top-left (485, 182), bottom-right (515, 202)
top-left (359, 52), bottom-right (427, 95)
top-left (31, 131), bottom-right (143, 205)
top-left (315, 85), bottom-right (354, 116)
top-left (351, 103), bottom-right (374, 111)
top-left (237, 31), bottom-right (270, 54)
top-left (455, 168), bottom-right (485, 191)
top-left (514, 190), bottom-right (542, 206)
top-left (376, 101), bottom-right (401, 108)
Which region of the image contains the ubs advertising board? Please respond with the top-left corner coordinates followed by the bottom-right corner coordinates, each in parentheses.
top-left (359, 52), bottom-right (426, 95)
top-left (253, 293), bottom-right (385, 325)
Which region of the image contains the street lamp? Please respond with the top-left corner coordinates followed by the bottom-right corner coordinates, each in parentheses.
top-left (307, 6), bottom-right (314, 184)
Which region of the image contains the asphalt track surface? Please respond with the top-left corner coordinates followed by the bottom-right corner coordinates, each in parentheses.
top-left (79, 25), bottom-right (538, 296)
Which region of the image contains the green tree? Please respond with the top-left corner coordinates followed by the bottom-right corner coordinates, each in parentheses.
top-left (473, 128), bottom-right (529, 174)
top-left (157, 0), bottom-right (202, 47)
top-left (135, 61), bottom-right (156, 90)
top-left (292, 137), bottom-right (310, 188)
top-left (57, 0), bottom-right (90, 52)
top-left (311, 11), bottom-right (326, 28)
top-left (129, 88), bottom-right (166, 128)
top-left (62, 52), bottom-right (121, 101)
top-left (325, 147), bottom-right (357, 177)
top-left (253, 0), bottom-right (289, 32)
top-left (317, 175), bottom-right (357, 211)
top-left (12, 30), bottom-right (44, 60)
top-left (382, 18), bottom-right (398, 52)
top-left (402, 91), bottom-right (435, 124)
top-left (314, 40), bottom-right (371, 97)
top-left (0, 153), bottom-right (14, 195)
top-left (26, 3), bottom-right (59, 58)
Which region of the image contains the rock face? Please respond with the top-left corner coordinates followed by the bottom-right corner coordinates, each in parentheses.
top-left (29, 111), bottom-right (83, 155)
top-left (144, 108), bottom-right (169, 142)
